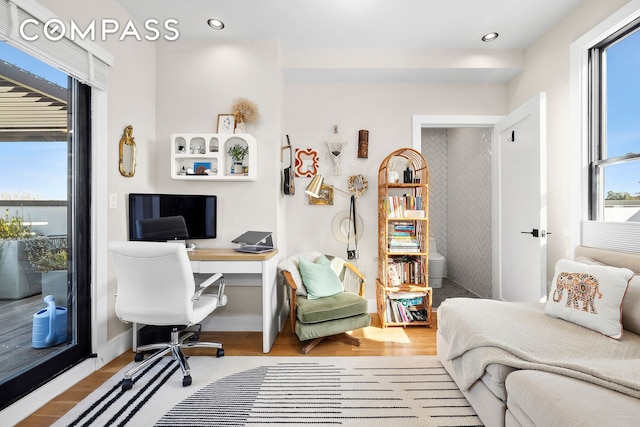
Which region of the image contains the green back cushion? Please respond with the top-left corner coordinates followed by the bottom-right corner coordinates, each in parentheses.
top-left (298, 256), bottom-right (344, 300)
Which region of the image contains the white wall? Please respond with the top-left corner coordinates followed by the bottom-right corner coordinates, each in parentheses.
top-left (283, 83), bottom-right (507, 301)
top-left (507, 0), bottom-right (631, 281)
top-left (154, 39), bottom-right (283, 249)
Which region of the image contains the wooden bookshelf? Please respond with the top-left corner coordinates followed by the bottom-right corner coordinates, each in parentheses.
top-left (376, 148), bottom-right (432, 328)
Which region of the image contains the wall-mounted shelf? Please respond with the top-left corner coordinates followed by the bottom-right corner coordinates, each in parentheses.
top-left (170, 133), bottom-right (257, 181)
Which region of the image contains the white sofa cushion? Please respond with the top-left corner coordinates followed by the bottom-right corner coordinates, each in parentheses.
top-left (506, 370), bottom-right (640, 427)
top-left (545, 259), bottom-right (632, 339)
top-left (623, 275), bottom-right (640, 334)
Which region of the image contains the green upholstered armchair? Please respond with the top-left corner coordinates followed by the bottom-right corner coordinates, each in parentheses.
top-left (279, 252), bottom-right (371, 354)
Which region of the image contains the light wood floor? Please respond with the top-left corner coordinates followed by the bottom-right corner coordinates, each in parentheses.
top-left (17, 314), bottom-right (438, 426)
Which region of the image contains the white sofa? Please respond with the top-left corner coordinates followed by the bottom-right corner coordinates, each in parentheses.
top-left (437, 246), bottom-right (640, 426)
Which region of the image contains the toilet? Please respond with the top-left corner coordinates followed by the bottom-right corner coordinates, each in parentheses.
top-left (428, 236), bottom-right (446, 289)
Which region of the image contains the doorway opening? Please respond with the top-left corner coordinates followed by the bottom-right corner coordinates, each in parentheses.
top-left (412, 115), bottom-right (502, 300)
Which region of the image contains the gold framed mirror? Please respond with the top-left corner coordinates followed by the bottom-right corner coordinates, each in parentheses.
top-left (119, 125), bottom-right (136, 177)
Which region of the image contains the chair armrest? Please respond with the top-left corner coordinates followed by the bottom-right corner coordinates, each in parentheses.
top-left (344, 261), bottom-right (366, 297)
top-left (193, 272), bottom-right (227, 307)
top-left (282, 270), bottom-right (298, 333)
top-left (282, 270), bottom-right (297, 291)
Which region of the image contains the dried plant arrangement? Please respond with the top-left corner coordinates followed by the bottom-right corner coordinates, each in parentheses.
top-left (231, 97), bottom-right (260, 127)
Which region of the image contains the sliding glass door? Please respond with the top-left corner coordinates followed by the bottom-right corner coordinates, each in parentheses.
top-left (0, 41), bottom-right (92, 409)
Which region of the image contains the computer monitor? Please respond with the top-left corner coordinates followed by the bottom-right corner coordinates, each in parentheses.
top-left (135, 216), bottom-right (189, 241)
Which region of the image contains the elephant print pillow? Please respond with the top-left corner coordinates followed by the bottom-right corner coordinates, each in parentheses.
top-left (545, 259), bottom-right (633, 339)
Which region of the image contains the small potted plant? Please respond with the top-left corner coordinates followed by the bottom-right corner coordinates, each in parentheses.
top-left (227, 143), bottom-right (249, 174)
top-left (26, 236), bottom-right (68, 273)
top-left (26, 236), bottom-right (68, 307)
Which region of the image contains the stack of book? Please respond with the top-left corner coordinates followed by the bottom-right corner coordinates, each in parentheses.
top-left (388, 222), bottom-right (420, 253)
top-left (385, 292), bottom-right (428, 323)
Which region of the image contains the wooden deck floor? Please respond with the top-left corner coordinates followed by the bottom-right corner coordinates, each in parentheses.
top-left (0, 295), bottom-right (66, 381)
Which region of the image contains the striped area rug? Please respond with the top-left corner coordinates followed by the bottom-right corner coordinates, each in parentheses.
top-left (55, 356), bottom-right (482, 427)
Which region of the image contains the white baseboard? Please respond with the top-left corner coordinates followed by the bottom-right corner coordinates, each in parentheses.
top-left (200, 315), bottom-right (262, 331)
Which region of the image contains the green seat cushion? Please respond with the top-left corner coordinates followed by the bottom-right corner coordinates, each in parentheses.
top-left (296, 312), bottom-right (371, 341)
top-left (298, 256), bottom-right (344, 299)
top-left (296, 292), bottom-right (368, 324)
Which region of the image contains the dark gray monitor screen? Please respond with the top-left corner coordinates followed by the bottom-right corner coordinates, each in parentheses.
top-left (128, 193), bottom-right (217, 241)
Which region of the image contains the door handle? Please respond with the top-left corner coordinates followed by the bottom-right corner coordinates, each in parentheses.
top-left (520, 229), bottom-right (551, 238)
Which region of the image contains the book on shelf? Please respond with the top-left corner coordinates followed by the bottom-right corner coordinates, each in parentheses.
top-left (388, 257), bottom-right (425, 284)
top-left (385, 292), bottom-right (428, 323)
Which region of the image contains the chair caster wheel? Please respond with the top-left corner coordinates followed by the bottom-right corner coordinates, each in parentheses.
top-left (182, 375), bottom-right (192, 387)
top-left (122, 379), bottom-right (133, 391)
top-left (217, 348), bottom-right (225, 358)
top-left (134, 353), bottom-right (144, 362)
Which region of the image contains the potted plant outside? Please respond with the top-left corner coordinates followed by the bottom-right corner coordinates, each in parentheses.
top-left (227, 143), bottom-right (249, 174)
top-left (0, 209), bottom-right (41, 299)
top-left (26, 235), bottom-right (68, 307)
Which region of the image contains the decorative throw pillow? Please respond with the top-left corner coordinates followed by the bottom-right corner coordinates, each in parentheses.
top-left (298, 256), bottom-right (344, 300)
top-left (545, 259), bottom-right (633, 339)
top-left (574, 256), bottom-right (640, 335)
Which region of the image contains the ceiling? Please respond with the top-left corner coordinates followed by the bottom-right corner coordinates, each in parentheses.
top-left (118, 0), bottom-right (585, 83)
top-left (0, 61), bottom-right (67, 142)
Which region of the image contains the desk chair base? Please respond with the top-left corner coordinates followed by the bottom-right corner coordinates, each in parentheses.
top-left (301, 332), bottom-right (361, 354)
top-left (122, 327), bottom-right (224, 391)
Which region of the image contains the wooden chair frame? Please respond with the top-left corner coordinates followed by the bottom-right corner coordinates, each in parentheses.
top-left (282, 260), bottom-right (366, 353)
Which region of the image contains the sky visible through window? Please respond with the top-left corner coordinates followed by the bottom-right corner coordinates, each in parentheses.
top-left (605, 28), bottom-right (640, 197)
top-left (0, 42), bottom-right (67, 200)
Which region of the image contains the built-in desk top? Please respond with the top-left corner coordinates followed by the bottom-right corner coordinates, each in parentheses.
top-left (188, 248), bottom-right (278, 262)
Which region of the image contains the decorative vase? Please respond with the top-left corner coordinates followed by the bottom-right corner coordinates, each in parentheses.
top-left (231, 162), bottom-right (244, 174)
top-left (234, 121), bottom-right (245, 134)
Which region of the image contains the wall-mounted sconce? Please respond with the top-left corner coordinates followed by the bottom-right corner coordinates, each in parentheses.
top-left (305, 174), bottom-right (350, 198)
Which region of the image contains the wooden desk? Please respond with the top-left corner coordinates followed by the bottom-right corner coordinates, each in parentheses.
top-left (188, 248), bottom-right (284, 353)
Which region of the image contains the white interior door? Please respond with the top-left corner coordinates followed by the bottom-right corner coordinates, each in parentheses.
top-left (493, 93), bottom-right (547, 302)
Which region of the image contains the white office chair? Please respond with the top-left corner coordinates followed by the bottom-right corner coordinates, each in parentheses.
top-left (108, 241), bottom-right (227, 391)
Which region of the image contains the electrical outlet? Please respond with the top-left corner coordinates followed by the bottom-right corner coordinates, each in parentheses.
top-left (109, 193), bottom-right (118, 209)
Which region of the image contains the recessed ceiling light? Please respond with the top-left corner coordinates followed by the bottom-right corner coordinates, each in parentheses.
top-left (207, 19), bottom-right (225, 30)
top-left (482, 32), bottom-right (499, 42)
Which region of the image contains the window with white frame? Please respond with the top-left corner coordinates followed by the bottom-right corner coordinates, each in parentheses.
top-left (588, 19), bottom-right (640, 223)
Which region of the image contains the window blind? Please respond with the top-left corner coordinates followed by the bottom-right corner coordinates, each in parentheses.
top-left (582, 220), bottom-right (640, 254)
top-left (0, 0), bottom-right (113, 90)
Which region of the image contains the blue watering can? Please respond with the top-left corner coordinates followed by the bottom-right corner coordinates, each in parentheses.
top-left (32, 294), bottom-right (67, 348)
